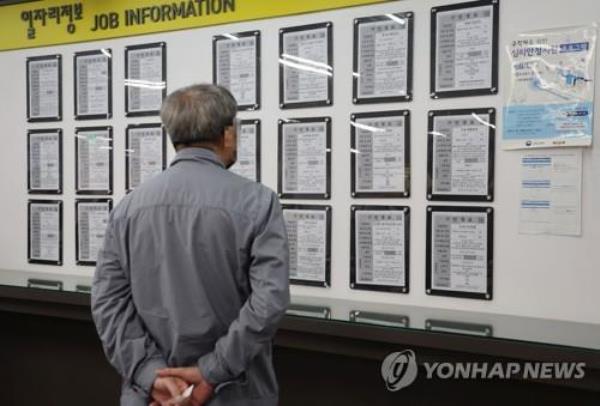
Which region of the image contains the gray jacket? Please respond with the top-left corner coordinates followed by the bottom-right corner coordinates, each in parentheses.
top-left (91, 147), bottom-right (290, 406)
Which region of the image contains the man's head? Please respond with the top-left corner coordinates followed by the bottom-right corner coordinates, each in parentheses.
top-left (160, 84), bottom-right (238, 168)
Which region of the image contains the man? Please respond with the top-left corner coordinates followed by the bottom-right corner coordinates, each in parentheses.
top-left (91, 84), bottom-right (290, 406)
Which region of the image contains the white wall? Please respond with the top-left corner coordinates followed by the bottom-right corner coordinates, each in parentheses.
top-left (1, 0), bottom-right (599, 324)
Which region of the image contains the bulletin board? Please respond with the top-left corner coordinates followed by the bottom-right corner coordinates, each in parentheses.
top-left (0, 0), bottom-right (599, 325)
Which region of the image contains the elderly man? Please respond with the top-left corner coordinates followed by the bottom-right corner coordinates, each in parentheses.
top-left (91, 84), bottom-right (290, 406)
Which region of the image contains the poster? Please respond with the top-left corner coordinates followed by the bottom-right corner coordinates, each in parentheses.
top-left (428, 109), bottom-right (495, 201)
top-left (279, 118), bottom-right (331, 199)
top-left (76, 127), bottom-right (112, 194)
top-left (28, 130), bottom-right (62, 193)
top-left (27, 55), bottom-right (61, 121)
top-left (351, 206), bottom-right (409, 292)
top-left (230, 120), bottom-right (260, 182)
top-left (283, 205), bottom-right (331, 287)
top-left (126, 125), bottom-right (166, 191)
top-left (504, 25), bottom-right (597, 149)
top-left (125, 42), bottom-right (166, 116)
top-left (76, 199), bottom-right (111, 265)
top-left (214, 32), bottom-right (260, 110)
top-left (431, 0), bottom-right (498, 98)
top-left (353, 13), bottom-right (413, 102)
top-left (351, 111), bottom-right (410, 197)
top-left (28, 200), bottom-right (62, 265)
top-left (280, 22), bottom-right (333, 108)
top-left (426, 206), bottom-right (493, 300)
top-left (75, 49), bottom-right (112, 119)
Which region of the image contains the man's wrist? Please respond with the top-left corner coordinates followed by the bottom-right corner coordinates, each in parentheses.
top-left (197, 352), bottom-right (247, 393)
top-left (197, 352), bottom-right (226, 386)
top-left (134, 357), bottom-right (168, 395)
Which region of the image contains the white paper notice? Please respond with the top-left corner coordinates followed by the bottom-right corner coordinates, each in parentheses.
top-left (282, 122), bottom-right (327, 195)
top-left (77, 201), bottom-right (110, 263)
top-left (357, 18), bottom-right (409, 98)
top-left (431, 211), bottom-right (488, 293)
top-left (519, 150), bottom-right (582, 236)
top-left (432, 114), bottom-right (490, 196)
top-left (355, 210), bottom-right (406, 286)
top-left (354, 116), bottom-right (406, 193)
top-left (29, 132), bottom-right (60, 191)
top-left (28, 58), bottom-right (60, 119)
top-left (216, 36), bottom-right (257, 107)
top-left (282, 27), bottom-right (330, 104)
top-left (29, 203), bottom-right (60, 262)
top-left (127, 127), bottom-right (164, 190)
top-left (230, 122), bottom-right (258, 182)
top-left (127, 46), bottom-right (164, 113)
top-left (77, 130), bottom-right (111, 191)
top-left (76, 53), bottom-right (110, 116)
top-left (284, 209), bottom-right (328, 283)
top-left (435, 5), bottom-right (494, 92)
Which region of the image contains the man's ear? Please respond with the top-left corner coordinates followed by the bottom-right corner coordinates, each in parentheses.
top-left (224, 126), bottom-right (236, 148)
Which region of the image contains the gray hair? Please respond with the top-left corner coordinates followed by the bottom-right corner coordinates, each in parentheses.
top-left (160, 83), bottom-right (237, 145)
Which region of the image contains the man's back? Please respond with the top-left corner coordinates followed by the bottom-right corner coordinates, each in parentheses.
top-left (92, 147), bottom-right (290, 405)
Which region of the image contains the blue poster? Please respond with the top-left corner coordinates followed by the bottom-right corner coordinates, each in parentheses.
top-left (503, 25), bottom-right (597, 149)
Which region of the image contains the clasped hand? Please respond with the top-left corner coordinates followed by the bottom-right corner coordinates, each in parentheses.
top-left (150, 367), bottom-right (214, 406)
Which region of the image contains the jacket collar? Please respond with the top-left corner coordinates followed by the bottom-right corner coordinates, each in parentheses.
top-left (170, 147), bottom-right (226, 169)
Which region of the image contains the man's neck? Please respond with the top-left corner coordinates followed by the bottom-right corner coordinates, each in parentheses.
top-left (175, 143), bottom-right (228, 167)
top-left (175, 141), bottom-right (217, 152)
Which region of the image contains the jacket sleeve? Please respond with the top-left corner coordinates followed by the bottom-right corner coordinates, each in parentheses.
top-left (91, 213), bottom-right (167, 397)
top-left (197, 190), bottom-right (291, 385)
